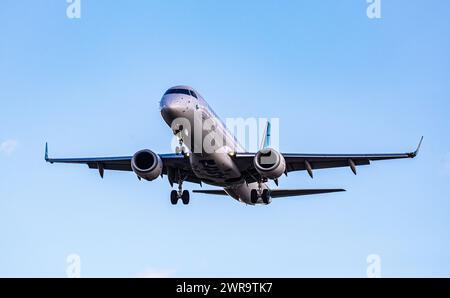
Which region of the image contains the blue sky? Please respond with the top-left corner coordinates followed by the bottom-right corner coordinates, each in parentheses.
top-left (1, 0), bottom-right (450, 277)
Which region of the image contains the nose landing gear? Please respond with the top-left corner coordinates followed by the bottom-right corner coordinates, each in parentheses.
top-left (170, 179), bottom-right (190, 205)
top-left (175, 137), bottom-right (186, 156)
top-left (174, 125), bottom-right (189, 156)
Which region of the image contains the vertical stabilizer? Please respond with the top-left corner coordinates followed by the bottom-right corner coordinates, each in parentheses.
top-left (260, 121), bottom-right (271, 149)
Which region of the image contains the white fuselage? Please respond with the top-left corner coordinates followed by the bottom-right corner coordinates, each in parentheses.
top-left (160, 86), bottom-right (269, 205)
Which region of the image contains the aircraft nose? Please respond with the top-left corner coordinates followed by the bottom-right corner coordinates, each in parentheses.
top-left (160, 95), bottom-right (184, 121)
top-left (160, 95), bottom-right (177, 111)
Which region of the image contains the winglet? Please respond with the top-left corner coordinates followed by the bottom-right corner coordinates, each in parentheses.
top-left (45, 142), bottom-right (49, 161)
top-left (409, 136), bottom-right (423, 158)
top-left (260, 121), bottom-right (271, 149)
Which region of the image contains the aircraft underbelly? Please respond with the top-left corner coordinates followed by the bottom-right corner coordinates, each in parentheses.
top-left (190, 153), bottom-right (242, 187)
top-left (225, 182), bottom-right (269, 204)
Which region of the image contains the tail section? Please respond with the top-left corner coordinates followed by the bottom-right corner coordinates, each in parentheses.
top-left (193, 188), bottom-right (346, 198)
top-left (269, 188), bottom-right (345, 198)
top-left (192, 189), bottom-right (228, 196)
top-left (45, 142), bottom-right (49, 161)
top-left (260, 120), bottom-right (271, 149)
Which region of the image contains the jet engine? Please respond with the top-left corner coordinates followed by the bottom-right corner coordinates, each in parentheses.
top-left (131, 149), bottom-right (163, 181)
top-left (253, 148), bottom-right (286, 180)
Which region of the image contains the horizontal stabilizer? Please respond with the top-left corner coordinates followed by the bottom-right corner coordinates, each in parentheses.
top-left (193, 188), bottom-right (345, 198)
top-left (192, 189), bottom-right (228, 196)
top-left (270, 188), bottom-right (345, 198)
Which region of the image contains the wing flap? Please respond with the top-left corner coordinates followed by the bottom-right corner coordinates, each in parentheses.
top-left (286, 159), bottom-right (371, 171)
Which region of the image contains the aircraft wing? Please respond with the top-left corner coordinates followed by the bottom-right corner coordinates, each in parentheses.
top-left (193, 188), bottom-right (345, 198)
top-left (234, 137), bottom-right (423, 182)
top-left (44, 143), bottom-right (201, 184)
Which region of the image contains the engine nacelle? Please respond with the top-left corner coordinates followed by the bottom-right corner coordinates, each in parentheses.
top-left (253, 148), bottom-right (286, 180)
top-left (131, 149), bottom-right (163, 181)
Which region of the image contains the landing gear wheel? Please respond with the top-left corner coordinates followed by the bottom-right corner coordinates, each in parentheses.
top-left (175, 131), bottom-right (186, 155)
top-left (170, 190), bottom-right (178, 205)
top-left (250, 189), bottom-right (258, 204)
top-left (261, 189), bottom-right (270, 204)
top-left (181, 190), bottom-right (190, 205)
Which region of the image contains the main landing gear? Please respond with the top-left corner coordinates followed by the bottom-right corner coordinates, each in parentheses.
top-left (250, 183), bottom-right (270, 205)
top-left (170, 180), bottom-right (190, 205)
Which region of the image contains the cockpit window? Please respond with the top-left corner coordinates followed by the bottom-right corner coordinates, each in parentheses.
top-left (189, 90), bottom-right (198, 99)
top-left (164, 89), bottom-right (192, 96)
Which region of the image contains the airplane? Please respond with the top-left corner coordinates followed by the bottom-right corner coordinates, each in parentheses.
top-left (45, 86), bottom-right (423, 205)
